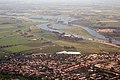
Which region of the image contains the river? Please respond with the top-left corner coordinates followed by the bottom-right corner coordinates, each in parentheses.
top-left (31, 15), bottom-right (120, 44)
top-left (1, 14), bottom-right (120, 44)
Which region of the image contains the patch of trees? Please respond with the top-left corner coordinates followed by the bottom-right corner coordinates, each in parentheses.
top-left (118, 61), bottom-right (120, 65)
top-left (64, 46), bottom-right (75, 49)
top-left (94, 27), bottom-right (120, 29)
top-left (0, 44), bottom-right (21, 49)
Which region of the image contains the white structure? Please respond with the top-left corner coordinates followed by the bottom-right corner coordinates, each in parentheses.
top-left (64, 34), bottom-right (72, 37)
top-left (56, 51), bottom-right (81, 54)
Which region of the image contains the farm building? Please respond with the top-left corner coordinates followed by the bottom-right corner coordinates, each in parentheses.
top-left (56, 51), bottom-right (81, 54)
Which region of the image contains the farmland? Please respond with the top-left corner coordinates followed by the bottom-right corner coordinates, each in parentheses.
top-left (4, 45), bottom-right (32, 53)
top-left (55, 40), bottom-right (120, 53)
top-left (0, 15), bottom-right (120, 55)
top-left (61, 26), bottom-right (95, 38)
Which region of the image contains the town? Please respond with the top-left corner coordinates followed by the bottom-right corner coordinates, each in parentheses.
top-left (0, 52), bottom-right (120, 79)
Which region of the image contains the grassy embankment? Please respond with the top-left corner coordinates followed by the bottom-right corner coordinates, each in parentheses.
top-left (61, 26), bottom-right (95, 38)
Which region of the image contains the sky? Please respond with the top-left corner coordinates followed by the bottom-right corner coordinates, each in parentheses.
top-left (0, 0), bottom-right (120, 5)
top-left (0, 0), bottom-right (120, 3)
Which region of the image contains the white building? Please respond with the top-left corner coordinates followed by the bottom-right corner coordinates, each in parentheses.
top-left (56, 51), bottom-right (81, 55)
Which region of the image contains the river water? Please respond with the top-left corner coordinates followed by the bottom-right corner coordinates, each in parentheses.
top-left (31, 15), bottom-right (105, 38)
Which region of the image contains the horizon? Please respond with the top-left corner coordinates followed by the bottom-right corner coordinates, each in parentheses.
top-left (0, 0), bottom-right (120, 4)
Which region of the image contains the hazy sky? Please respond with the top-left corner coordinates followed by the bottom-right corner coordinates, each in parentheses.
top-left (0, 0), bottom-right (120, 3)
top-left (0, 0), bottom-right (120, 5)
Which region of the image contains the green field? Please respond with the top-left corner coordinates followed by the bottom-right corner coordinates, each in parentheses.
top-left (55, 40), bottom-right (120, 53)
top-left (61, 26), bottom-right (95, 38)
top-left (0, 16), bottom-right (59, 54)
top-left (4, 45), bottom-right (32, 53)
top-left (0, 36), bottom-right (30, 46)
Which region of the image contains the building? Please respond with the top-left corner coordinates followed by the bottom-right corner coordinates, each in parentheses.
top-left (56, 51), bottom-right (81, 54)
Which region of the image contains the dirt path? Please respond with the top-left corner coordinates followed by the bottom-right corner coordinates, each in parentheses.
top-left (92, 40), bottom-right (120, 48)
top-left (101, 42), bottom-right (120, 48)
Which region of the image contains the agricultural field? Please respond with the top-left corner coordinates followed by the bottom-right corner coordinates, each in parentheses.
top-left (0, 16), bottom-right (59, 54)
top-left (0, 36), bottom-right (29, 46)
top-left (55, 40), bottom-right (120, 53)
top-left (0, 14), bottom-right (120, 55)
top-left (3, 45), bottom-right (32, 53)
top-left (61, 26), bottom-right (95, 38)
